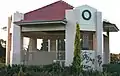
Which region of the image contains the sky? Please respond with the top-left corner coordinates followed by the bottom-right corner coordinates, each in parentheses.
top-left (0, 0), bottom-right (120, 53)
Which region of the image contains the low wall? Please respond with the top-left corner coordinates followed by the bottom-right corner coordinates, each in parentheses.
top-left (81, 50), bottom-right (95, 70)
top-left (26, 51), bottom-right (56, 65)
top-left (24, 50), bottom-right (96, 70)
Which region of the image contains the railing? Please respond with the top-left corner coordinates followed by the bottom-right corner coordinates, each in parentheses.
top-left (56, 51), bottom-right (65, 60)
top-left (53, 60), bottom-right (65, 66)
top-left (54, 51), bottom-right (65, 66)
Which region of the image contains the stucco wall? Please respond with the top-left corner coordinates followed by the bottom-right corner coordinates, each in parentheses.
top-left (25, 50), bottom-right (96, 70)
top-left (26, 51), bottom-right (56, 65)
top-left (74, 5), bottom-right (97, 31)
top-left (22, 24), bottom-right (65, 32)
top-left (82, 50), bottom-right (95, 70)
top-left (103, 35), bottom-right (109, 64)
top-left (10, 12), bottom-right (24, 65)
top-left (65, 5), bottom-right (98, 66)
top-left (65, 9), bottom-right (76, 66)
top-left (96, 12), bottom-right (103, 71)
top-left (65, 5), bottom-right (103, 71)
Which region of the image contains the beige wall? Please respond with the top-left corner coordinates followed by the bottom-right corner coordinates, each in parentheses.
top-left (103, 35), bottom-right (110, 64)
top-left (26, 51), bottom-right (56, 65)
top-left (22, 24), bottom-right (65, 32)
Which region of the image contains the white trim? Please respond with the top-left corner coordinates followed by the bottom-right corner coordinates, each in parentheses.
top-left (15, 20), bottom-right (67, 25)
top-left (56, 40), bottom-right (58, 59)
top-left (48, 39), bottom-right (50, 52)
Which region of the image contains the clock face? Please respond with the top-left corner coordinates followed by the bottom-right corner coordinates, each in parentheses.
top-left (82, 10), bottom-right (91, 20)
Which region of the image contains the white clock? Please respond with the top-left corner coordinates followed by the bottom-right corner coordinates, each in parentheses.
top-left (82, 10), bottom-right (91, 20)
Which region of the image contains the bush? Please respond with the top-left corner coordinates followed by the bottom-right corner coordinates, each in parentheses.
top-left (103, 63), bottom-right (120, 75)
top-left (72, 23), bottom-right (82, 75)
top-left (0, 63), bottom-right (118, 76)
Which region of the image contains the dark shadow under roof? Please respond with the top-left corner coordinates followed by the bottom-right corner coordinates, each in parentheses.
top-left (103, 21), bottom-right (119, 32)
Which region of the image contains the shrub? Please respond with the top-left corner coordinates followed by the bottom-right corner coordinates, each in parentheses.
top-left (103, 63), bottom-right (120, 75)
top-left (72, 23), bottom-right (82, 75)
top-left (0, 63), bottom-right (119, 76)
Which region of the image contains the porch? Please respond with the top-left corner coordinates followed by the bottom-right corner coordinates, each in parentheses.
top-left (21, 29), bottom-right (95, 66)
top-left (22, 31), bottom-right (65, 65)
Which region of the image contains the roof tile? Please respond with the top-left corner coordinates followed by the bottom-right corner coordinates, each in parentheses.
top-left (22, 0), bottom-right (74, 22)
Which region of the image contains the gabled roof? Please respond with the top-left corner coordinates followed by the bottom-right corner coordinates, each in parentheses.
top-left (20, 0), bottom-right (74, 23)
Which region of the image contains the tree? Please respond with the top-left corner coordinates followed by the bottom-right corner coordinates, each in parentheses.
top-left (0, 39), bottom-right (6, 63)
top-left (72, 23), bottom-right (82, 74)
top-left (110, 53), bottom-right (120, 63)
top-left (0, 26), bottom-right (7, 63)
top-left (1, 26), bottom-right (7, 31)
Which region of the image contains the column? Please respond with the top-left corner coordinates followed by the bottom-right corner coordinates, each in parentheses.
top-left (65, 10), bottom-right (76, 66)
top-left (6, 17), bottom-right (12, 65)
top-left (28, 37), bottom-right (37, 52)
top-left (93, 33), bottom-right (97, 51)
top-left (10, 12), bottom-right (24, 65)
top-left (107, 32), bottom-right (110, 63)
top-left (27, 37), bottom-right (37, 64)
top-left (95, 12), bottom-right (103, 71)
top-left (48, 39), bottom-right (50, 52)
top-left (10, 24), bottom-right (21, 65)
top-left (103, 32), bottom-right (110, 64)
top-left (103, 35), bottom-right (109, 64)
top-left (21, 35), bottom-right (24, 64)
top-left (56, 40), bottom-right (58, 59)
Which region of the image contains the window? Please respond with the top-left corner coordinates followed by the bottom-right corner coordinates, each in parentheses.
top-left (81, 32), bottom-right (93, 50)
top-left (50, 39), bottom-right (56, 51)
top-left (82, 34), bottom-right (89, 50)
top-left (58, 39), bottom-right (65, 51)
top-left (39, 39), bottom-right (48, 51)
top-left (57, 39), bottom-right (65, 60)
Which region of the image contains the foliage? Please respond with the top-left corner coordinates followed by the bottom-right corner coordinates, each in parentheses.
top-left (0, 39), bottom-right (6, 63)
top-left (18, 67), bottom-right (24, 76)
top-left (103, 63), bottom-right (120, 75)
top-left (0, 63), bottom-right (117, 76)
top-left (72, 23), bottom-right (82, 74)
top-left (110, 53), bottom-right (120, 63)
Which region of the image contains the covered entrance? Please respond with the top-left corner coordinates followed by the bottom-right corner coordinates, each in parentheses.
top-left (20, 22), bottom-right (66, 65)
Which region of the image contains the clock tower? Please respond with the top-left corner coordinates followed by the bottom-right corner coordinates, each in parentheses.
top-left (73, 5), bottom-right (98, 31)
top-left (65, 5), bottom-right (103, 71)
top-left (82, 10), bottom-right (91, 20)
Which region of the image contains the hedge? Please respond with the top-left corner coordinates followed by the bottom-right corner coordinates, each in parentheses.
top-left (0, 63), bottom-right (118, 76)
top-left (103, 63), bottom-right (120, 74)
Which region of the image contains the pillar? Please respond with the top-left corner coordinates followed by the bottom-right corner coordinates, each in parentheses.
top-left (28, 37), bottom-right (37, 52)
top-left (10, 12), bottom-right (24, 65)
top-left (103, 32), bottom-right (110, 64)
top-left (48, 39), bottom-right (50, 52)
top-left (21, 35), bottom-right (24, 64)
top-left (6, 17), bottom-right (12, 65)
top-left (107, 32), bottom-right (110, 63)
top-left (93, 33), bottom-right (97, 51)
top-left (95, 12), bottom-right (103, 71)
top-left (65, 10), bottom-right (76, 66)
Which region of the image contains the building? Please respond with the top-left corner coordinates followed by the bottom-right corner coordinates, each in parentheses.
top-left (6, 0), bottom-right (119, 71)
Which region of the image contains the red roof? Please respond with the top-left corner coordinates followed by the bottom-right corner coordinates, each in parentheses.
top-left (22, 0), bottom-right (74, 22)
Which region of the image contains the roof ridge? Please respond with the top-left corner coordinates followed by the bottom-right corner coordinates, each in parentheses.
top-left (25, 0), bottom-right (73, 15)
top-left (60, 0), bottom-right (74, 8)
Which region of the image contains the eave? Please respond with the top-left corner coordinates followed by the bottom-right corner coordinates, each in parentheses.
top-left (103, 21), bottom-right (119, 32)
top-left (14, 20), bottom-right (67, 26)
